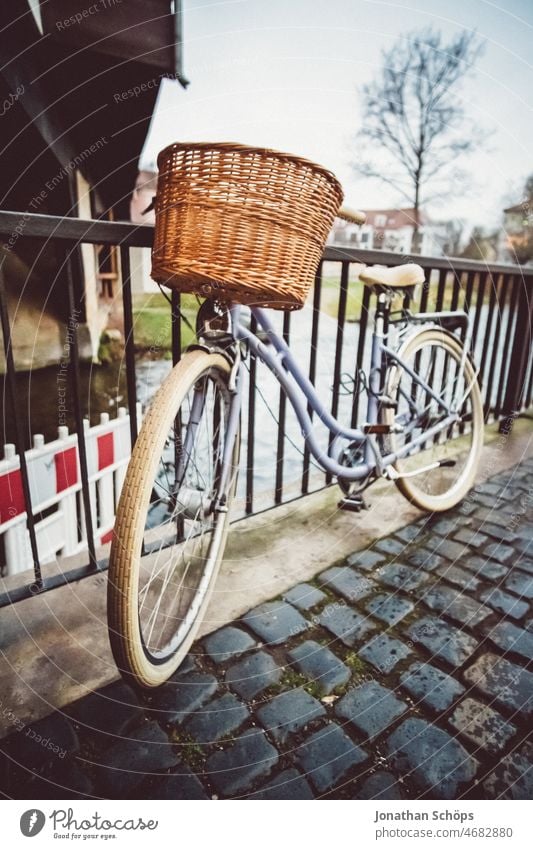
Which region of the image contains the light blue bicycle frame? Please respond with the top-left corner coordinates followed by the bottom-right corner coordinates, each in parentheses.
top-left (212, 299), bottom-right (463, 505)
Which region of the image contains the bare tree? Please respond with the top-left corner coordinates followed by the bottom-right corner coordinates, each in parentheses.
top-left (354, 29), bottom-right (484, 252)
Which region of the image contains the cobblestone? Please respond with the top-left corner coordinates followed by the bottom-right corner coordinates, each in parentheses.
top-left (462, 555), bottom-right (508, 581)
top-left (484, 621), bottom-right (533, 662)
top-left (483, 742), bottom-right (533, 799)
top-left (395, 523), bottom-right (426, 543)
top-left (288, 640), bottom-right (350, 695)
top-left (225, 651), bottom-right (282, 700)
top-left (295, 724), bottom-right (368, 793)
top-left (206, 729), bottom-right (278, 796)
top-left (336, 682), bottom-right (406, 740)
top-left (1, 459), bottom-right (531, 801)
top-left (374, 537), bottom-right (406, 556)
top-left (400, 662), bottom-right (465, 713)
top-left (448, 697), bottom-right (516, 755)
top-left (429, 537), bottom-right (468, 562)
top-left (364, 594), bottom-right (414, 626)
top-left (479, 587), bottom-right (529, 619)
top-left (407, 617), bottom-right (478, 667)
top-left (505, 570), bottom-right (533, 599)
top-left (95, 723), bottom-right (178, 797)
top-left (452, 528), bottom-right (489, 547)
top-left (257, 689), bottom-right (325, 743)
top-left (67, 681), bottom-right (142, 738)
top-left (346, 550), bottom-right (384, 571)
top-left (203, 626), bottom-right (258, 664)
top-left (183, 692), bottom-right (249, 744)
top-left (358, 633), bottom-right (411, 674)
top-left (375, 562), bottom-right (429, 592)
top-left (242, 601), bottom-right (308, 645)
top-left (463, 653), bottom-right (533, 716)
top-left (317, 603), bottom-right (375, 646)
top-left (404, 548), bottom-right (444, 572)
top-left (434, 563), bottom-right (480, 591)
top-left (152, 673), bottom-right (218, 722)
top-left (283, 583), bottom-right (327, 611)
top-left (248, 768), bottom-right (314, 799)
top-left (319, 566), bottom-right (373, 602)
top-left (484, 541), bottom-right (515, 563)
top-left (353, 770), bottom-right (405, 799)
top-left (420, 585), bottom-right (491, 627)
top-left (146, 765), bottom-right (209, 800)
top-left (387, 718), bottom-right (478, 798)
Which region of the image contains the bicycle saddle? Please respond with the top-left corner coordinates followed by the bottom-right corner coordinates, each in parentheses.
top-left (360, 263), bottom-right (425, 288)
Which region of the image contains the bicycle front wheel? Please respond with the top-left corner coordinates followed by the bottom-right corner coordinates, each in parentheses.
top-left (382, 328), bottom-right (484, 512)
top-left (108, 350), bottom-right (239, 688)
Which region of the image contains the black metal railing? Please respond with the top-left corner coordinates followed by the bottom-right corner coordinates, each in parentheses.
top-left (0, 210), bottom-right (532, 606)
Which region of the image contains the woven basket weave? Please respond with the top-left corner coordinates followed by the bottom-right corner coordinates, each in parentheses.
top-left (151, 142), bottom-right (344, 310)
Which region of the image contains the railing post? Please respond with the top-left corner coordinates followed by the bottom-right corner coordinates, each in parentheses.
top-left (499, 279), bottom-right (533, 432)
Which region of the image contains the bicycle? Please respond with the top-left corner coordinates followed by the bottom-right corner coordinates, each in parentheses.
top-left (108, 145), bottom-right (484, 688)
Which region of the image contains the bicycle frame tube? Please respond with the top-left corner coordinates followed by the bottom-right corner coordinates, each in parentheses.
top-left (228, 304), bottom-right (459, 483)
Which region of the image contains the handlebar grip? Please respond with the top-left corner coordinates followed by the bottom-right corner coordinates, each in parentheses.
top-left (338, 205), bottom-right (366, 225)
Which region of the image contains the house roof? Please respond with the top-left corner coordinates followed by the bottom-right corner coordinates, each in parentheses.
top-left (503, 203), bottom-right (526, 215)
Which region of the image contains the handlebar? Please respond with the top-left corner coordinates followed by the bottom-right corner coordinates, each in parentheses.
top-left (337, 205), bottom-right (366, 225)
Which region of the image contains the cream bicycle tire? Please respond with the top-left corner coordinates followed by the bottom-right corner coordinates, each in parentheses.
top-left (108, 350), bottom-right (238, 688)
top-left (383, 329), bottom-right (484, 512)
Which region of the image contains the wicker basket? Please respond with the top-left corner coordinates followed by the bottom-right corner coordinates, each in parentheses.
top-left (151, 142), bottom-right (344, 310)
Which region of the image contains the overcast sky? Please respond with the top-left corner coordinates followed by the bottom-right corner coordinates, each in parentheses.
top-left (141, 0), bottom-right (533, 230)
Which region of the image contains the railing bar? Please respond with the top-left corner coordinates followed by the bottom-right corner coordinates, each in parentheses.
top-left (416, 266), bottom-right (431, 316)
top-left (275, 312), bottom-right (291, 504)
top-left (327, 262), bottom-right (349, 484)
top-left (171, 290), bottom-right (182, 365)
top-left (0, 263), bottom-right (42, 588)
top-left (495, 276), bottom-right (519, 417)
top-left (435, 268), bottom-right (447, 311)
top-left (65, 249), bottom-right (97, 570)
top-left (245, 315), bottom-right (257, 515)
top-left (120, 247), bottom-right (138, 448)
top-left (483, 274), bottom-right (506, 419)
top-left (351, 284), bottom-right (371, 428)
top-left (302, 264), bottom-right (322, 494)
top-left (525, 338), bottom-right (533, 408)
top-left (477, 273), bottom-right (499, 399)
top-left (0, 558), bottom-right (109, 608)
top-left (499, 280), bottom-right (533, 425)
top-left (450, 270), bottom-right (462, 312)
top-left (471, 272), bottom-right (487, 355)
top-left (0, 210), bottom-right (154, 248)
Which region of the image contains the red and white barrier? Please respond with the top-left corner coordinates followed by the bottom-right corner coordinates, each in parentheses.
top-left (0, 406), bottom-right (139, 576)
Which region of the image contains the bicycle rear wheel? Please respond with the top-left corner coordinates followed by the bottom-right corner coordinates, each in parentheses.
top-left (382, 328), bottom-right (484, 512)
top-left (108, 350), bottom-right (239, 687)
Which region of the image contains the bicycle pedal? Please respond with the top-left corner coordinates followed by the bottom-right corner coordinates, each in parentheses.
top-left (338, 494), bottom-right (369, 512)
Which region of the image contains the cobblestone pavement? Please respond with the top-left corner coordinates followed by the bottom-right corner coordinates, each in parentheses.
top-left (1, 459), bottom-right (532, 800)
